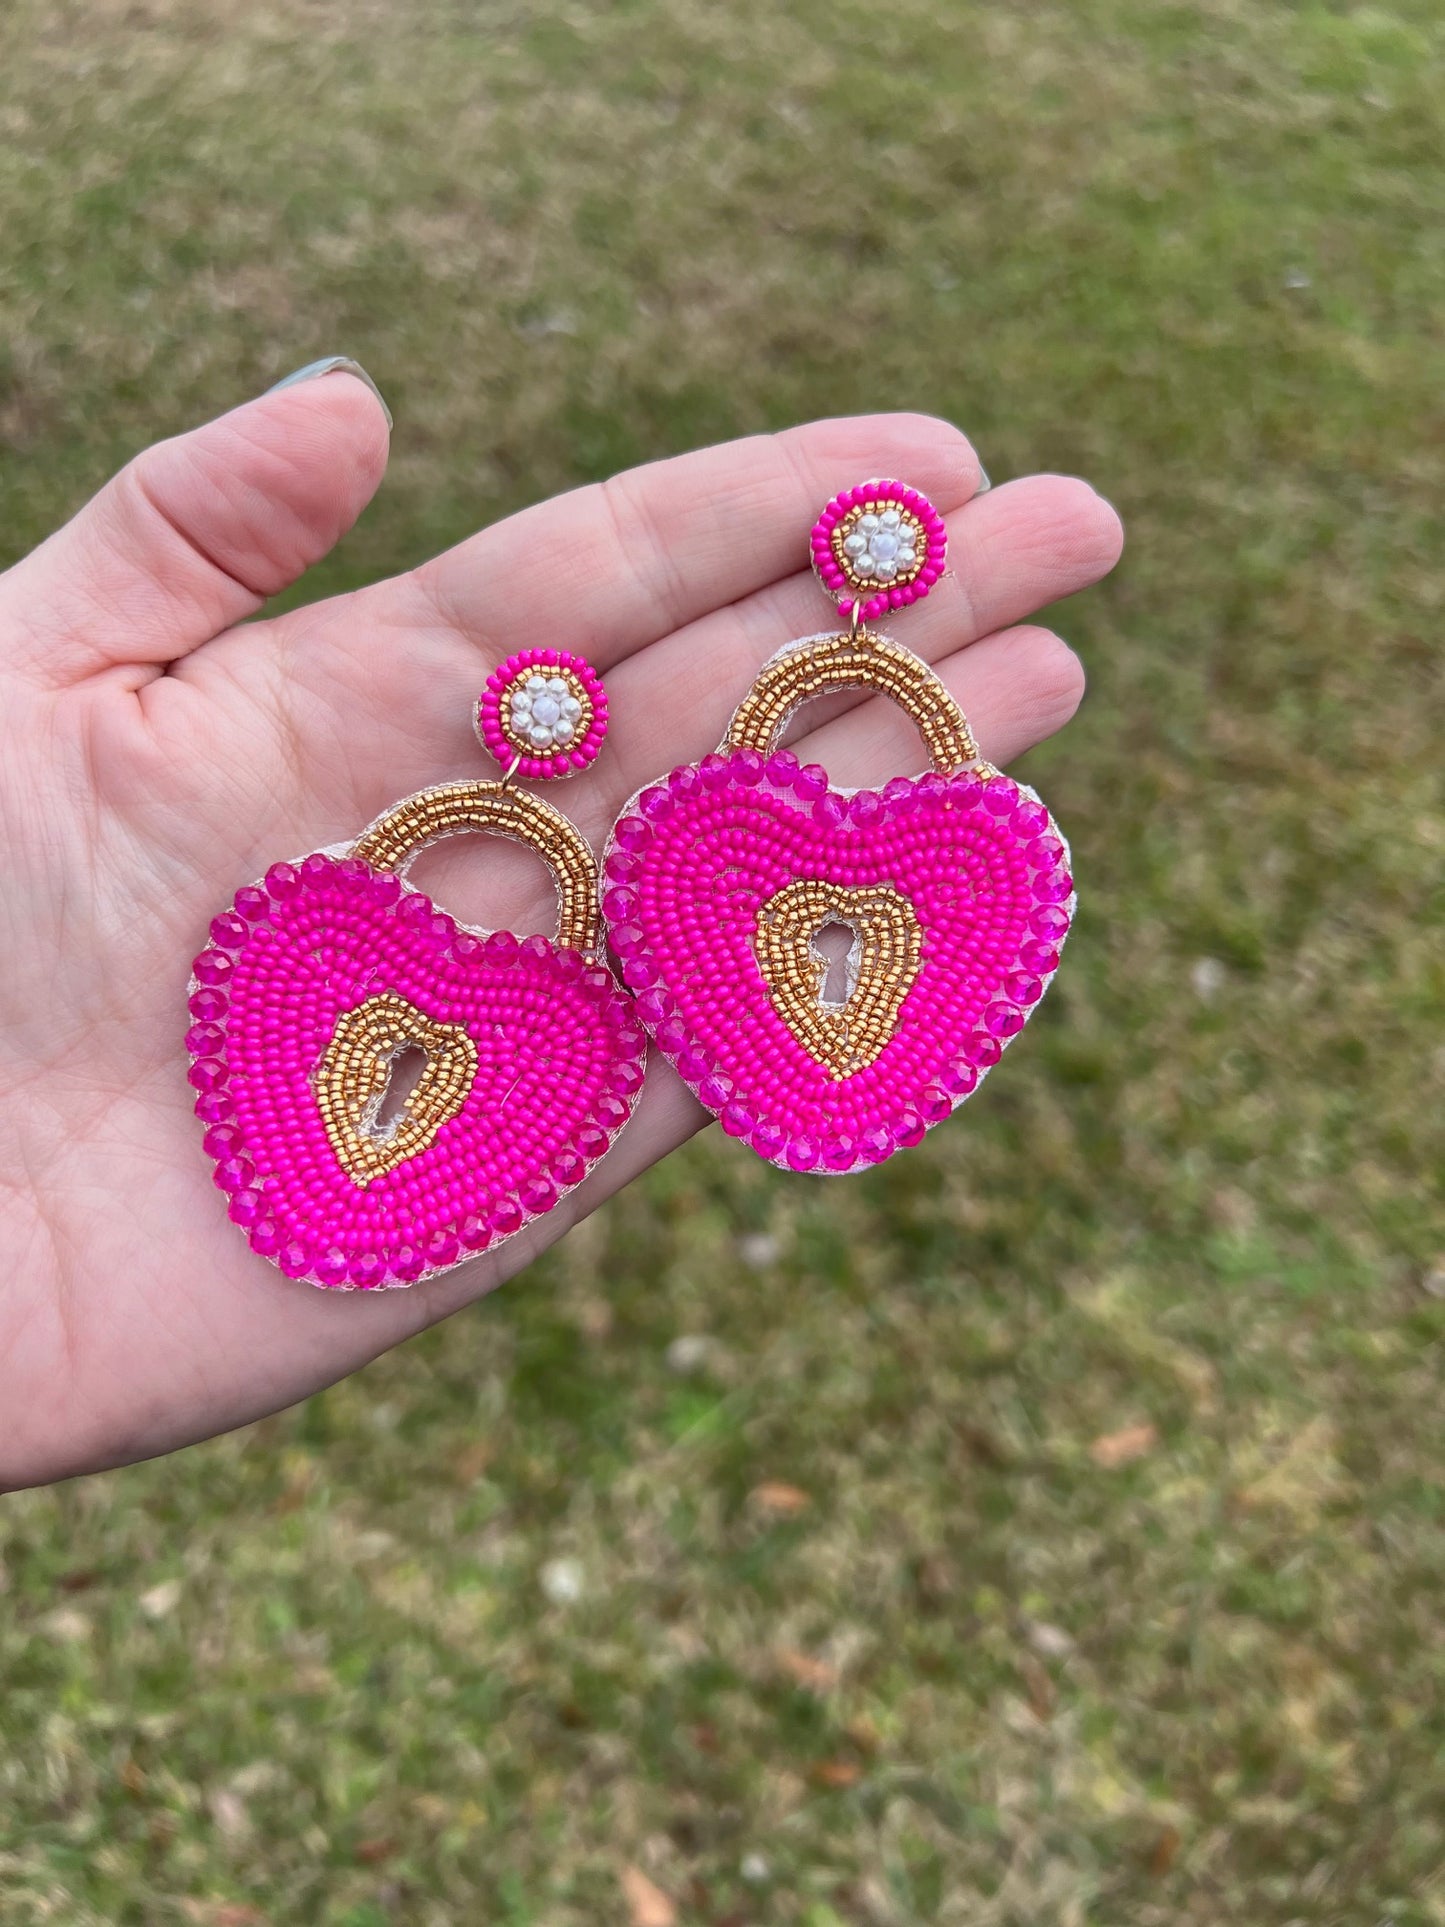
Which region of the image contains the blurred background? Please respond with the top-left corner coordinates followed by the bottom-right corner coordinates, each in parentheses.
top-left (1, 2), bottom-right (1441, 1922)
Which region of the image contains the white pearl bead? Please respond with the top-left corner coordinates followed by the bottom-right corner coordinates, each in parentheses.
top-left (531, 694), bottom-right (561, 726)
top-left (843, 532), bottom-right (867, 556)
top-left (525, 674), bottom-right (547, 694)
top-left (897, 546), bottom-right (916, 567)
top-left (880, 508), bottom-right (901, 528)
top-left (529, 725), bottom-right (553, 748)
top-left (511, 694), bottom-right (532, 716)
top-left (553, 718), bottom-right (575, 742)
top-left (871, 530), bottom-right (899, 560)
top-left (854, 551), bottom-right (877, 576)
top-left (858, 514), bottom-right (880, 533)
top-left (875, 559), bottom-right (898, 580)
top-left (560, 695), bottom-right (582, 720)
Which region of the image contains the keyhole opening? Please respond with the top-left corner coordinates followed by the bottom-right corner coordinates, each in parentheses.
top-left (812, 918), bottom-right (858, 1009)
top-left (372, 1044), bottom-right (428, 1139)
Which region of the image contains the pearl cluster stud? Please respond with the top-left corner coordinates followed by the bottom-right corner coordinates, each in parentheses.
top-left (476, 647), bottom-right (608, 780)
top-left (810, 479), bottom-right (948, 623)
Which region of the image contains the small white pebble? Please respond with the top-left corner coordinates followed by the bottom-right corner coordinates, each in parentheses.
top-left (739, 1231), bottom-right (780, 1269)
top-left (666, 1333), bottom-right (715, 1375)
top-left (140, 1579), bottom-right (182, 1620)
top-left (1191, 957), bottom-right (1226, 1000)
top-left (741, 1853), bottom-right (770, 1884)
top-left (540, 1557), bottom-right (585, 1605)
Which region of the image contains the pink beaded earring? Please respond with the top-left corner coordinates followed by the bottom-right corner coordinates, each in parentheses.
top-left (600, 479), bottom-right (1074, 1175)
top-left (187, 649), bottom-right (645, 1289)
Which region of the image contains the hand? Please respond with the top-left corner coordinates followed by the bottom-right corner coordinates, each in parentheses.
top-left (0, 365), bottom-right (1122, 1487)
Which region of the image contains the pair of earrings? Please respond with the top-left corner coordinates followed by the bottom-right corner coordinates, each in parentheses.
top-left (187, 480), bottom-right (1074, 1290)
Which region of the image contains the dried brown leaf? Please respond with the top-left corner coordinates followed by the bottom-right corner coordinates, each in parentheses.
top-left (776, 1647), bottom-right (838, 1693)
top-left (1089, 1422), bottom-right (1158, 1468)
top-left (810, 1758), bottom-right (863, 1788)
top-left (749, 1481), bottom-right (811, 1516)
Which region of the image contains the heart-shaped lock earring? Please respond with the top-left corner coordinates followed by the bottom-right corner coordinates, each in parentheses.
top-left (187, 650), bottom-right (646, 1288)
top-left (601, 479), bottom-right (1075, 1175)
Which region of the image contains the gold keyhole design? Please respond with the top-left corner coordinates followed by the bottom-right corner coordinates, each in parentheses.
top-left (754, 880), bottom-right (922, 1079)
top-left (314, 993), bottom-right (479, 1187)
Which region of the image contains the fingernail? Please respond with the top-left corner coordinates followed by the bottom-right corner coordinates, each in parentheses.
top-left (266, 356), bottom-right (392, 431)
top-left (974, 463), bottom-right (992, 495)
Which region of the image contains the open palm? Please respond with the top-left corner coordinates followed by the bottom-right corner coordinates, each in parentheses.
top-left (0, 369), bottom-right (1122, 1488)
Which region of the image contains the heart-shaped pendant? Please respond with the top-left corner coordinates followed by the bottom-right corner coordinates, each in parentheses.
top-left (188, 652), bottom-right (643, 1290)
top-left (602, 568), bottom-right (1074, 1175)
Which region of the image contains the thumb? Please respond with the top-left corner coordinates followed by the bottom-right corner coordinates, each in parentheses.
top-left (0, 358), bottom-right (391, 686)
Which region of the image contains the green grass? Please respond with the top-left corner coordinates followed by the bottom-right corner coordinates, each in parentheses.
top-left (2, 0), bottom-right (1443, 1921)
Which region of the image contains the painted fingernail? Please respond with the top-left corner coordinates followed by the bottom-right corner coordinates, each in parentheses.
top-left (974, 463), bottom-right (992, 495)
top-left (266, 356), bottom-right (392, 431)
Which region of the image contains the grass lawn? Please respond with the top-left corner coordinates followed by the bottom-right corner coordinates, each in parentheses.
top-left (1, 0), bottom-right (1442, 1921)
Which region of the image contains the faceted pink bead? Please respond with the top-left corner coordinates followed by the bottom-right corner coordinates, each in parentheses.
top-left (192, 950), bottom-right (233, 987)
top-left (202, 1123), bottom-right (242, 1159)
top-left (484, 930), bottom-right (519, 965)
top-left (610, 922), bottom-right (645, 957)
top-left (766, 750), bottom-right (799, 786)
top-left (982, 778), bottom-right (1019, 814)
top-left (1005, 972), bottom-right (1043, 1006)
top-left (277, 1239), bottom-right (313, 1279)
top-left (1026, 835), bottom-right (1065, 871)
top-left (194, 1090), bottom-right (234, 1124)
top-left (1011, 799), bottom-right (1050, 839)
top-left (1019, 939), bottom-right (1060, 974)
top-left (392, 1243), bottom-right (426, 1282)
top-left (941, 1059), bottom-right (979, 1096)
top-left (349, 1252), bottom-right (387, 1288)
top-left (227, 1188), bottom-right (266, 1228)
top-left (985, 1002), bottom-right (1025, 1038)
top-left (520, 1176), bottom-right (557, 1215)
top-left (732, 748), bottom-right (765, 784)
top-left (250, 1220), bottom-right (282, 1258)
top-left (894, 1107), bottom-right (928, 1146)
top-left (602, 886), bottom-right (640, 922)
top-left (551, 1148), bottom-right (586, 1188)
top-left (698, 1072), bottom-right (735, 1109)
top-left (793, 764), bottom-right (828, 802)
top-left (209, 912), bottom-right (249, 950)
top-left (919, 1085), bottom-right (952, 1123)
top-left (264, 862), bottom-right (302, 900)
top-left (1034, 870), bottom-right (1074, 904)
top-left (721, 1100), bottom-right (756, 1138)
top-left (188, 987), bottom-right (228, 1022)
top-left (423, 1228), bottom-right (460, 1269)
top-left (786, 1134), bottom-right (821, 1171)
top-left (615, 817), bottom-right (653, 852)
top-left (234, 886), bottom-right (270, 922)
top-left (213, 1156), bottom-right (254, 1193)
top-left (488, 1196), bottom-right (524, 1236)
top-left (187, 1022), bottom-right (224, 1057)
top-left (623, 954), bottom-right (660, 990)
top-left (750, 1119), bottom-right (786, 1161)
top-left (638, 787), bottom-right (672, 820)
top-left (315, 1248), bottom-right (352, 1288)
top-left (858, 1124), bottom-right (893, 1164)
top-left (1030, 905), bottom-right (1071, 940)
top-left (822, 1133), bottom-right (857, 1171)
top-left (459, 1215), bottom-right (492, 1252)
top-left (188, 1057), bottom-right (228, 1093)
top-left (962, 1031), bottom-right (1002, 1068)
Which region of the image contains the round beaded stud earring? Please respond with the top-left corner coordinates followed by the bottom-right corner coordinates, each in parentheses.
top-left (186, 651), bottom-right (644, 1289)
top-left (600, 479), bottom-right (1074, 1176)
